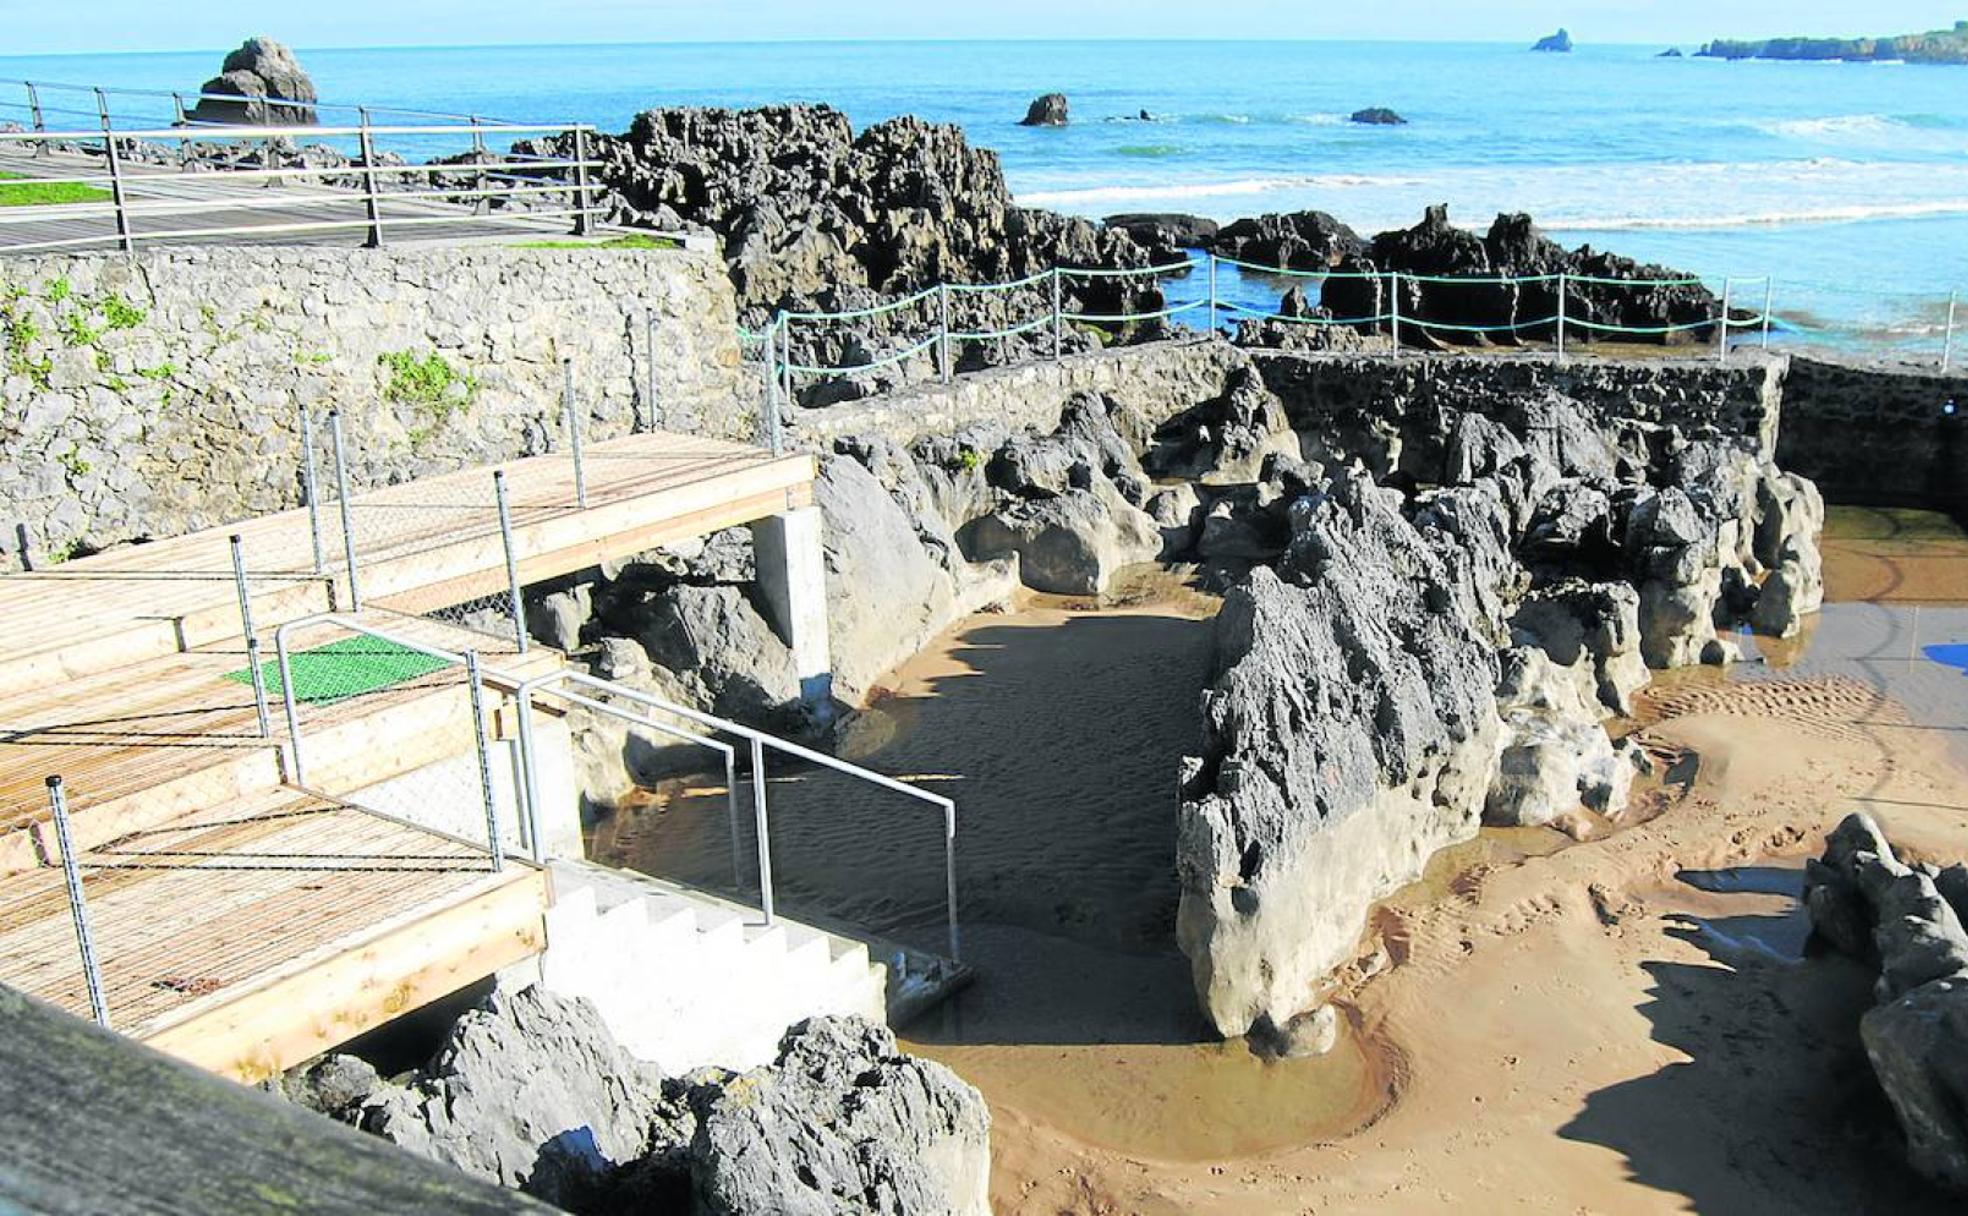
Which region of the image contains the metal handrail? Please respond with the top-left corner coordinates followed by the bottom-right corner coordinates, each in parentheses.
top-left (12, 78), bottom-right (524, 126)
top-left (272, 613), bottom-right (963, 961)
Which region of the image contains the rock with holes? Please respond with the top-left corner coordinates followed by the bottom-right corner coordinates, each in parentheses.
top-left (1145, 366), bottom-right (1303, 485)
top-left (1485, 647), bottom-right (1639, 828)
top-left (1510, 580), bottom-right (1649, 715)
top-left (1176, 468), bottom-right (1501, 1037)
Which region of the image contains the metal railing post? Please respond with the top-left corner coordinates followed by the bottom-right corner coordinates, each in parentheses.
top-left (562, 356), bottom-right (588, 508)
top-left (26, 81), bottom-right (44, 134)
top-left (229, 534), bottom-right (273, 739)
top-left (46, 777), bottom-right (111, 1029)
top-left (494, 471), bottom-right (529, 656)
top-left (170, 93), bottom-right (190, 165)
top-left (1051, 268), bottom-right (1064, 360)
top-left (328, 409), bottom-right (361, 612)
top-left (759, 319), bottom-right (779, 449)
top-left (275, 625), bottom-right (305, 786)
top-left (751, 737), bottom-right (775, 923)
top-left (298, 406), bottom-right (325, 573)
top-left (938, 283), bottom-right (952, 384)
top-left (357, 107), bottom-right (384, 249)
top-left (511, 694), bottom-right (544, 862)
top-left (1555, 271), bottom-right (1567, 363)
top-left (723, 748), bottom-right (745, 891)
top-left (779, 320), bottom-right (793, 426)
top-left (1945, 291), bottom-right (1958, 375)
top-left (1717, 280), bottom-right (1732, 365)
top-left (1207, 254), bottom-right (1219, 335)
top-left (95, 89), bottom-right (134, 255)
top-left (1761, 279), bottom-right (1775, 350)
top-left (464, 652), bottom-right (507, 872)
top-left (945, 805), bottom-right (961, 961)
top-left (571, 126), bottom-right (594, 237)
top-left (644, 310), bottom-right (659, 431)
top-left (1389, 272), bottom-right (1403, 355)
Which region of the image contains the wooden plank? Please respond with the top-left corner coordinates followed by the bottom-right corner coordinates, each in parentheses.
top-left (142, 868), bottom-right (549, 1082)
top-left (0, 986), bottom-right (552, 1214)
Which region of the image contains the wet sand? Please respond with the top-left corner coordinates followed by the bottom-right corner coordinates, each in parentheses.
top-left (594, 513), bottom-right (1968, 1211)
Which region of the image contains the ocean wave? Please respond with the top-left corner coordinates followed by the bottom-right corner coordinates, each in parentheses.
top-left (1018, 173), bottom-right (1422, 206)
top-left (1555, 200), bottom-right (1968, 231)
top-left (1759, 113), bottom-right (1900, 138)
top-left (1285, 113), bottom-right (1345, 126)
top-left (1114, 144), bottom-right (1187, 158)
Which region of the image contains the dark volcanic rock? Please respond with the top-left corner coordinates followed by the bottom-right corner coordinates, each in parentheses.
top-left (1020, 93), bottom-right (1070, 127)
top-left (189, 36), bottom-right (319, 125)
top-left (1105, 212), bottom-right (1221, 254)
top-left (546, 105), bottom-right (1154, 342)
top-left (1349, 108), bottom-right (1409, 126)
top-left (1211, 210), bottom-right (1364, 271)
top-left (1533, 28), bottom-right (1575, 52)
top-left (1658, 48), bottom-right (1685, 57)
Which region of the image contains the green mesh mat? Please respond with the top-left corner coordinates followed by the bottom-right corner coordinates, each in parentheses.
top-left (226, 635), bottom-right (451, 705)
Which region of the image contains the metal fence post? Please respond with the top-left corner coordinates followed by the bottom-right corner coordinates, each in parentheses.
top-left (328, 409), bottom-right (361, 612)
top-left (562, 356), bottom-right (588, 508)
top-left (1761, 279), bottom-right (1775, 350)
top-left (1717, 280), bottom-right (1732, 365)
top-left (571, 126), bottom-right (594, 237)
top-left (1945, 291), bottom-right (1958, 375)
top-left (1051, 268), bottom-right (1064, 360)
top-left (1207, 254), bottom-right (1219, 335)
top-left (170, 92), bottom-right (190, 165)
top-left (644, 310), bottom-right (659, 431)
top-left (1389, 272), bottom-right (1403, 355)
top-left (298, 406), bottom-right (325, 573)
top-left (357, 107), bottom-right (384, 250)
top-left (95, 89), bottom-right (134, 255)
top-left (938, 284), bottom-right (952, 385)
top-left (464, 652), bottom-right (507, 872)
top-left (46, 777), bottom-right (111, 1029)
top-left (751, 737), bottom-right (775, 924)
top-left (228, 534), bottom-right (273, 739)
top-left (511, 692), bottom-right (544, 862)
top-left (494, 471), bottom-right (529, 656)
top-left (945, 804), bottom-right (961, 962)
top-left (275, 626), bottom-right (306, 786)
top-left (775, 322), bottom-right (791, 455)
top-left (1555, 271), bottom-right (1567, 363)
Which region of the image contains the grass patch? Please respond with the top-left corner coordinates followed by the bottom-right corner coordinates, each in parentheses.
top-left (517, 233), bottom-right (680, 251)
top-left (0, 172), bottom-right (112, 208)
top-left (378, 349), bottom-right (478, 411)
top-left (226, 636), bottom-right (451, 705)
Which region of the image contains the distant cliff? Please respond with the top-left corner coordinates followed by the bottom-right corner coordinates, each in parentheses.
top-left (1699, 20), bottom-right (1968, 64)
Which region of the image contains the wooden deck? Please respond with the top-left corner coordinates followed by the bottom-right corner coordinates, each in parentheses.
top-left (0, 787), bottom-right (548, 1080)
top-left (0, 430), bottom-right (815, 699)
top-left (0, 145), bottom-right (587, 252)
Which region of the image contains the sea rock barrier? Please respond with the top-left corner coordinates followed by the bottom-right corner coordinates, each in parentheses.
top-left (282, 985), bottom-right (992, 1215)
top-left (1804, 813), bottom-right (1968, 1193)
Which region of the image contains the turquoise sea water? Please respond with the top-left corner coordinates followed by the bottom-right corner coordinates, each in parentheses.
top-left (5, 39), bottom-right (1967, 354)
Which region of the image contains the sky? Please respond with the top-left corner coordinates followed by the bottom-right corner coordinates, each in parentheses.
top-left (8, 1), bottom-right (1967, 57)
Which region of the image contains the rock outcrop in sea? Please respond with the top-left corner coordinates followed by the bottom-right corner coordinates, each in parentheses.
top-left (1533, 28), bottom-right (1575, 52)
top-left (1804, 814), bottom-right (1968, 1193)
top-left (283, 986), bottom-right (992, 1215)
top-left (1699, 21), bottom-right (1968, 64)
top-left (1020, 93), bottom-right (1070, 127)
top-left (189, 36), bottom-right (319, 125)
top-left (1348, 108), bottom-right (1408, 126)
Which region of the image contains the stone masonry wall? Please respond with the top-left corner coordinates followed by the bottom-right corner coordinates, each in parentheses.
top-left (0, 245), bottom-right (750, 569)
top-left (1777, 355), bottom-right (1968, 517)
top-left (1252, 351), bottom-right (1787, 463)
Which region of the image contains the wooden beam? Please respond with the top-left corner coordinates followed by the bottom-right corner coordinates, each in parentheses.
top-left (0, 986), bottom-right (551, 1214)
top-left (142, 868), bottom-right (549, 1083)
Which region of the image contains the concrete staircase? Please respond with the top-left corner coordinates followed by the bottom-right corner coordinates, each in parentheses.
top-left (539, 860), bottom-right (886, 1074)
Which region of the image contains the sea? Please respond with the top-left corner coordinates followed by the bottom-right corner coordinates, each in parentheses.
top-left (6, 39), bottom-right (1968, 357)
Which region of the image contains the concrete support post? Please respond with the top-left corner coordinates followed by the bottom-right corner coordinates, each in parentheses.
top-left (750, 506), bottom-right (833, 713)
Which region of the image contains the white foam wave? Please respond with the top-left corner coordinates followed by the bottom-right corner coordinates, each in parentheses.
top-left (1555, 200), bottom-right (1968, 231)
top-left (1019, 173), bottom-right (1420, 207)
top-left (1760, 113), bottom-right (1899, 138)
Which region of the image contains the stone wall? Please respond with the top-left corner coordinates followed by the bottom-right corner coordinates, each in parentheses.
top-left (1777, 355), bottom-right (1968, 516)
top-left (1251, 351), bottom-right (1787, 464)
top-left (0, 245), bottom-right (750, 569)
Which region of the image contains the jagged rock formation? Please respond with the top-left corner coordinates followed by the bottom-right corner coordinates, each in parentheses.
top-left (539, 106), bottom-right (1150, 324)
top-left (1349, 108), bottom-right (1408, 126)
top-left (1318, 206), bottom-right (1720, 349)
top-left (1210, 210), bottom-right (1364, 272)
top-left (1533, 28), bottom-right (1575, 52)
top-left (1486, 646), bottom-right (1645, 831)
top-left (1020, 93), bottom-right (1070, 127)
top-left (1102, 212), bottom-right (1221, 252)
top-left (1805, 814), bottom-right (1968, 1193)
top-left (1176, 469), bottom-right (1504, 1038)
top-left (189, 37), bottom-right (319, 125)
top-left (1700, 21), bottom-right (1968, 64)
top-left (285, 988), bottom-right (991, 1215)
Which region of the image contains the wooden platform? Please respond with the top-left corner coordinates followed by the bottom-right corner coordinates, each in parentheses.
top-left (0, 787), bottom-right (549, 1080)
top-left (0, 145), bottom-right (588, 252)
top-left (0, 430), bottom-right (815, 699)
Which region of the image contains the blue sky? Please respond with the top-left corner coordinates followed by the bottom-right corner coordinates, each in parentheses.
top-left (12, 2), bottom-right (1967, 56)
